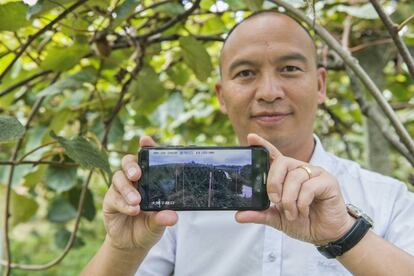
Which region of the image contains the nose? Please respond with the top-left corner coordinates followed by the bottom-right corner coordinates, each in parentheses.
top-left (255, 72), bottom-right (285, 103)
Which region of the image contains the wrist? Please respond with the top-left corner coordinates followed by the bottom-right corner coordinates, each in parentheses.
top-left (334, 214), bottom-right (357, 242)
top-left (82, 235), bottom-right (148, 276)
top-left (317, 204), bottom-right (373, 259)
top-left (104, 235), bottom-right (147, 255)
top-left (336, 230), bottom-right (372, 261)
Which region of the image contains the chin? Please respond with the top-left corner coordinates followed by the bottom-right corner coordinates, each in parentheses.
top-left (259, 132), bottom-right (292, 148)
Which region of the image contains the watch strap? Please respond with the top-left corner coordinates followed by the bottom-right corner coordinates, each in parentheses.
top-left (317, 216), bottom-right (371, 259)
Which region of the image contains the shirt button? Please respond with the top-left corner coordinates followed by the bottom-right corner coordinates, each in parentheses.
top-left (267, 252), bottom-right (276, 262)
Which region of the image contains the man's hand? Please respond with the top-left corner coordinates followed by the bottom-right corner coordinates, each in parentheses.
top-left (235, 133), bottom-right (354, 245)
top-left (103, 136), bottom-right (178, 251)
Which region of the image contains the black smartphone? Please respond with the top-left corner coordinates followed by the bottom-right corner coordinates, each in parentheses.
top-left (136, 146), bottom-right (269, 211)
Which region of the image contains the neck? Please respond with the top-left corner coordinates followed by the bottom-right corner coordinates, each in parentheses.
top-left (280, 136), bottom-right (316, 162)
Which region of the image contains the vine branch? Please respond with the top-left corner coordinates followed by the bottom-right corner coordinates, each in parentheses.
top-left (321, 104), bottom-right (355, 160)
top-left (347, 68), bottom-right (414, 166)
top-left (0, 171), bottom-right (93, 270)
top-left (369, 0), bottom-right (414, 79)
top-left (1, 73), bottom-right (59, 274)
top-left (0, 70), bottom-right (52, 98)
top-left (0, 160), bottom-right (78, 167)
top-left (398, 14), bottom-right (414, 31)
top-left (17, 141), bottom-right (58, 162)
top-left (112, 34), bottom-right (223, 51)
top-left (138, 0), bottom-right (201, 40)
top-left (0, 0), bottom-right (87, 84)
top-left (270, 0), bottom-right (414, 163)
top-left (9, 2), bottom-right (206, 267)
top-left (2, 96), bottom-right (46, 276)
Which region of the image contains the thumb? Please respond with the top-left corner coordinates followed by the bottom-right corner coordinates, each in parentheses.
top-left (146, 210), bottom-right (178, 234)
top-left (235, 210), bottom-right (268, 224)
top-left (139, 135), bottom-right (158, 148)
top-left (235, 207), bottom-right (282, 229)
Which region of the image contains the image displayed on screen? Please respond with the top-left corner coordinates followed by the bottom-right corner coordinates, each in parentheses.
top-left (147, 149), bottom-right (254, 209)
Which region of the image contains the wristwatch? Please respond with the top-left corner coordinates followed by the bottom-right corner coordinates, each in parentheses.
top-left (317, 204), bottom-right (373, 259)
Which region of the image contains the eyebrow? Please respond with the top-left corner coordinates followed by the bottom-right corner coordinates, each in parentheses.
top-left (228, 60), bottom-right (259, 75)
top-left (273, 52), bottom-right (308, 64)
top-left (227, 52), bottom-right (310, 75)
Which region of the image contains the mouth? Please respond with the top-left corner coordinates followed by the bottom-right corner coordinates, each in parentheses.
top-left (251, 111), bottom-right (293, 124)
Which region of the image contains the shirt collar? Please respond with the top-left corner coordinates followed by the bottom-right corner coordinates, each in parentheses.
top-left (308, 135), bottom-right (335, 173)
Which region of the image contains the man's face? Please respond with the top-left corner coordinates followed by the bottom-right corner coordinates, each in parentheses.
top-left (216, 14), bottom-right (326, 153)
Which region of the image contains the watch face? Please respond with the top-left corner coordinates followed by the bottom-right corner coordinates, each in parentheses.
top-left (346, 204), bottom-right (374, 226)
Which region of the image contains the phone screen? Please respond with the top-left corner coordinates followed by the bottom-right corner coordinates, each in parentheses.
top-left (137, 147), bottom-right (269, 211)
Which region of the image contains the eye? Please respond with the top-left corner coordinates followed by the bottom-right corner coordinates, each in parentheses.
top-left (235, 70), bottom-right (255, 78)
top-left (281, 65), bottom-right (301, 72)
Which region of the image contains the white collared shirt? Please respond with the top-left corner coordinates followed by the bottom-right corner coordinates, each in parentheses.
top-left (136, 137), bottom-right (414, 276)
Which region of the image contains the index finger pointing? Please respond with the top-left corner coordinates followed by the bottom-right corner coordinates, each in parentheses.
top-left (139, 135), bottom-right (158, 148)
top-left (247, 133), bottom-right (283, 161)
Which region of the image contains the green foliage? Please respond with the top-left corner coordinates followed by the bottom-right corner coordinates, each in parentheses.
top-left (45, 160), bottom-right (78, 192)
top-left (41, 45), bottom-right (89, 72)
top-left (0, 186), bottom-right (39, 226)
top-left (0, 0), bottom-right (413, 274)
top-left (27, 0), bottom-right (77, 19)
top-left (0, 116), bottom-right (24, 142)
top-left (129, 65), bottom-right (167, 113)
top-left (113, 0), bottom-right (140, 19)
top-left (0, 2), bottom-right (30, 31)
top-left (37, 66), bottom-right (96, 98)
top-left (179, 36), bottom-right (213, 81)
top-left (54, 228), bottom-right (85, 249)
top-left (50, 131), bottom-right (112, 179)
top-left (155, 2), bottom-right (185, 16)
top-left (69, 186), bottom-right (96, 221)
top-left (225, 0), bottom-right (247, 10)
top-left (47, 198), bottom-right (77, 223)
top-left (335, 3), bottom-right (379, 20)
top-left (244, 0), bottom-right (264, 11)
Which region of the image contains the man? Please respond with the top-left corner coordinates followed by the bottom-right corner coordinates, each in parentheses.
top-left (83, 11), bottom-right (414, 275)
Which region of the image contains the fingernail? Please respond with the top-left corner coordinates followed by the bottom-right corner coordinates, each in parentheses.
top-left (127, 166), bottom-right (137, 178)
top-left (127, 192), bottom-right (138, 204)
top-left (285, 210), bottom-right (293, 221)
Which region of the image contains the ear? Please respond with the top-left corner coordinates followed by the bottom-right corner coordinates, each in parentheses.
top-left (215, 81), bottom-right (228, 114)
top-left (316, 67), bottom-right (327, 104)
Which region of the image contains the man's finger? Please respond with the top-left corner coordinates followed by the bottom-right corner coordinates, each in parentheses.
top-left (103, 185), bottom-right (141, 216)
top-left (139, 135), bottom-right (158, 148)
top-left (153, 210), bottom-right (179, 227)
top-left (266, 156), bottom-right (306, 204)
top-left (235, 207), bottom-right (282, 230)
top-left (266, 161), bottom-right (284, 202)
top-left (280, 167), bottom-right (310, 221)
top-left (122, 154), bottom-right (141, 181)
top-left (247, 133), bottom-right (283, 160)
top-left (112, 170), bottom-right (141, 205)
top-left (235, 210), bottom-right (268, 224)
top-left (296, 170), bottom-right (332, 216)
top-left (143, 211), bottom-right (178, 239)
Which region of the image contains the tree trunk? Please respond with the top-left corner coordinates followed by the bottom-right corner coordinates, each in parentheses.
top-left (355, 43), bottom-right (394, 174)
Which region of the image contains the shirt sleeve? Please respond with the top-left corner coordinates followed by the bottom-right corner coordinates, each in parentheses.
top-left (383, 182), bottom-right (414, 256)
top-left (135, 227), bottom-right (176, 276)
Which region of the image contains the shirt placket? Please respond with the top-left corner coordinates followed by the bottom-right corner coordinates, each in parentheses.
top-left (262, 225), bottom-right (282, 276)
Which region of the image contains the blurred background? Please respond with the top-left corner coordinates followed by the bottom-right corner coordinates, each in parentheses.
top-left (0, 0), bottom-right (413, 274)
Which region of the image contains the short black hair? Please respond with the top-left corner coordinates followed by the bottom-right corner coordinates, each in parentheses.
top-left (219, 9), bottom-right (318, 77)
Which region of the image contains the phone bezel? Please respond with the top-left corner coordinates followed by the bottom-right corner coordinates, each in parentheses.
top-left (136, 146), bottom-right (270, 211)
